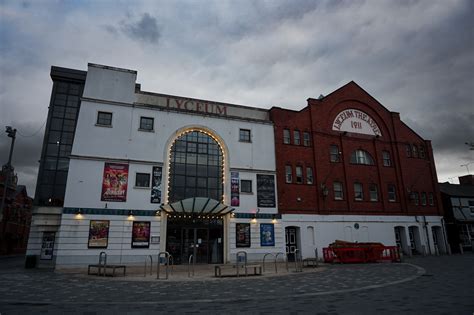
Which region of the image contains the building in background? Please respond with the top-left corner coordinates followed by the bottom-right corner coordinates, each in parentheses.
top-left (0, 168), bottom-right (33, 255)
top-left (439, 175), bottom-right (474, 253)
top-left (270, 82), bottom-right (447, 259)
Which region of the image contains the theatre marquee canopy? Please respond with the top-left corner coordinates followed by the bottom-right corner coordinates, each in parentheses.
top-left (160, 197), bottom-right (234, 217)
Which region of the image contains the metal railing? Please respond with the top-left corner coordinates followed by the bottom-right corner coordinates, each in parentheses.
top-left (188, 254), bottom-right (195, 278)
top-left (144, 255), bottom-right (153, 277)
top-left (156, 251), bottom-right (172, 280)
top-left (275, 252), bottom-right (288, 272)
top-left (98, 251), bottom-right (107, 276)
top-left (262, 253), bottom-right (276, 273)
top-left (292, 248), bottom-right (303, 272)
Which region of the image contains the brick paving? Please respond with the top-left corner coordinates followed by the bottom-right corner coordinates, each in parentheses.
top-left (0, 254), bottom-right (473, 314)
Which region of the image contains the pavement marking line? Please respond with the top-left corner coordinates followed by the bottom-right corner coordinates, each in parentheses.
top-left (0, 263), bottom-right (425, 306)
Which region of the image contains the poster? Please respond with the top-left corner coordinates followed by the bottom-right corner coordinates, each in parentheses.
top-left (260, 223), bottom-right (275, 246)
top-left (236, 223), bottom-right (250, 247)
top-left (101, 163), bottom-right (129, 202)
top-left (40, 232), bottom-right (55, 260)
top-left (231, 172), bottom-right (240, 206)
top-left (150, 166), bottom-right (162, 203)
top-left (257, 174), bottom-right (276, 208)
top-left (88, 220), bottom-right (110, 248)
top-left (132, 221), bottom-right (151, 248)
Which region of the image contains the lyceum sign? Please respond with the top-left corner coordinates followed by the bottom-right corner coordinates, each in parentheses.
top-left (166, 97), bottom-right (227, 116)
top-left (332, 109), bottom-right (381, 136)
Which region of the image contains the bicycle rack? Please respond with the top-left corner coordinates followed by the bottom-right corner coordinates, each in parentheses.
top-left (236, 251), bottom-right (247, 277)
top-left (144, 255), bottom-right (153, 277)
top-left (188, 254), bottom-right (195, 278)
top-left (292, 248), bottom-right (303, 272)
top-left (156, 251), bottom-right (171, 280)
top-left (275, 252), bottom-right (287, 273)
top-left (98, 251), bottom-right (107, 276)
top-left (169, 255), bottom-right (174, 273)
top-left (263, 253), bottom-right (277, 274)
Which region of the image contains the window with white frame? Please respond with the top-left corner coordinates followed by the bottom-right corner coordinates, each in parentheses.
top-left (369, 184), bottom-right (378, 201)
top-left (294, 130), bottom-right (301, 145)
top-left (334, 182), bottom-right (343, 200)
top-left (303, 132), bottom-right (310, 146)
top-left (330, 145), bottom-right (340, 162)
top-left (421, 192), bottom-right (427, 206)
top-left (354, 182), bottom-right (363, 201)
top-left (388, 184), bottom-right (397, 202)
top-left (350, 150), bottom-right (375, 165)
top-left (295, 166), bottom-right (303, 184)
top-left (412, 191), bottom-right (419, 205)
top-left (240, 180), bottom-right (252, 193)
top-left (283, 129), bottom-right (291, 144)
top-left (382, 151), bottom-right (392, 167)
top-left (428, 192), bottom-right (434, 206)
top-left (285, 165), bottom-right (292, 183)
top-left (306, 167), bottom-right (313, 184)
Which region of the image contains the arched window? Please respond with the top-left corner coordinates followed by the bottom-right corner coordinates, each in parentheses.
top-left (350, 150), bottom-right (374, 165)
top-left (168, 131), bottom-right (224, 202)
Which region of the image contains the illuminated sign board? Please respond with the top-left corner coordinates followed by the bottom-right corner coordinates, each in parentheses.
top-left (332, 109), bottom-right (381, 136)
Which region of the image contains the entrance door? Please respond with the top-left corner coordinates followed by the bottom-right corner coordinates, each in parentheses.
top-left (285, 227), bottom-right (298, 262)
top-left (182, 228), bottom-right (209, 264)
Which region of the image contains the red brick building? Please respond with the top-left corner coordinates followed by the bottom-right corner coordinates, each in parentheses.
top-left (270, 82), bottom-right (446, 258)
top-left (0, 169), bottom-right (33, 255)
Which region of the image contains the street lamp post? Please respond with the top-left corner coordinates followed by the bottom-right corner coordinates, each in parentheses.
top-left (0, 126), bottom-right (17, 221)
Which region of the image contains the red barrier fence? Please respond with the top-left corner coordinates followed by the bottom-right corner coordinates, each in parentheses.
top-left (323, 246), bottom-right (400, 264)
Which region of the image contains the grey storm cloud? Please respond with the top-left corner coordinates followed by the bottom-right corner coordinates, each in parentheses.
top-left (0, 0), bottom-right (473, 196)
top-left (121, 13), bottom-right (161, 44)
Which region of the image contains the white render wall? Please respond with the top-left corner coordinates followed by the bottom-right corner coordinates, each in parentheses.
top-left (282, 214), bottom-right (445, 259)
top-left (228, 218), bottom-right (286, 263)
top-left (55, 214), bottom-right (162, 267)
top-left (65, 64), bottom-right (276, 211)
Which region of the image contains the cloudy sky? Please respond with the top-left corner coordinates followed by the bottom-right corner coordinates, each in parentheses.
top-left (0, 0), bottom-right (473, 197)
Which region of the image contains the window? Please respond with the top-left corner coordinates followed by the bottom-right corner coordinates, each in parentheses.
top-left (295, 166), bottom-right (303, 184)
top-left (283, 129), bottom-right (291, 144)
top-left (388, 184), bottom-right (397, 202)
top-left (139, 117), bottom-right (154, 131)
top-left (406, 144), bottom-right (412, 157)
top-left (428, 192), bottom-right (434, 206)
top-left (421, 192), bottom-right (427, 206)
top-left (135, 173), bottom-right (150, 187)
top-left (412, 192), bottom-right (419, 205)
top-left (419, 145), bottom-right (426, 159)
top-left (369, 184), bottom-right (378, 201)
top-left (382, 151), bottom-right (392, 167)
top-left (330, 145), bottom-right (340, 162)
top-left (354, 183), bottom-right (363, 201)
top-left (303, 132), bottom-right (310, 146)
top-left (169, 131), bottom-right (223, 202)
top-left (412, 145), bottom-right (419, 158)
top-left (334, 182), bottom-right (343, 200)
top-left (306, 167), bottom-right (313, 184)
top-left (469, 201), bottom-right (474, 216)
top-left (285, 165), bottom-right (292, 183)
top-left (350, 150), bottom-right (374, 165)
top-left (294, 131), bottom-right (301, 145)
top-left (239, 129), bottom-right (251, 142)
top-left (97, 111), bottom-right (112, 126)
top-left (241, 180), bottom-right (252, 193)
